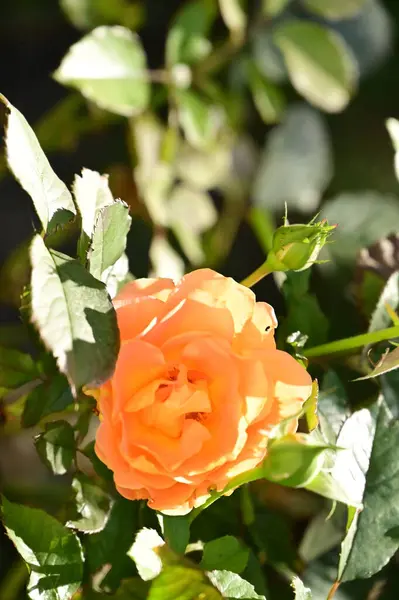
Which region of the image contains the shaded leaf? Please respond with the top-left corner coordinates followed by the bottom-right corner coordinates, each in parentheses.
top-left (2, 496), bottom-right (83, 600)
top-left (253, 104), bottom-right (332, 213)
top-left (200, 536), bottom-right (249, 574)
top-left (263, 0), bottom-right (291, 17)
top-left (273, 21), bottom-right (357, 113)
top-left (177, 90), bottom-right (222, 149)
top-left (22, 374), bottom-right (74, 428)
top-left (54, 26), bottom-right (149, 117)
top-left (35, 420), bottom-right (76, 475)
top-left (89, 201), bottom-right (131, 280)
top-left (30, 235), bottom-right (119, 393)
top-left (160, 515), bottom-right (190, 555)
top-left (166, 0), bottom-right (216, 66)
top-left (0, 94), bottom-right (76, 233)
top-left (150, 235), bottom-right (184, 280)
top-left (0, 347), bottom-right (37, 388)
top-left (304, 0), bottom-right (367, 21)
top-left (67, 474), bottom-right (111, 534)
top-left (102, 252), bottom-right (132, 299)
top-left (219, 0), bottom-right (247, 40)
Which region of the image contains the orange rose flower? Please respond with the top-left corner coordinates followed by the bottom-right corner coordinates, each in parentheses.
top-left (95, 269), bottom-right (312, 515)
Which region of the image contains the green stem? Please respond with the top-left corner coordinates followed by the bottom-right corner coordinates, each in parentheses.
top-left (303, 326), bottom-right (399, 359)
top-left (241, 262), bottom-right (272, 288)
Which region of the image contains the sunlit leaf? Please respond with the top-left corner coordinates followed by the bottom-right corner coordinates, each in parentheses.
top-left (219, 0), bottom-right (247, 41)
top-left (0, 347), bottom-right (37, 388)
top-left (208, 570), bottom-right (266, 598)
top-left (303, 0), bottom-right (367, 21)
top-left (60, 0), bottom-right (143, 30)
top-left (177, 90), bottom-right (222, 149)
top-left (54, 26), bottom-right (150, 117)
top-left (357, 346), bottom-right (399, 381)
top-left (336, 397), bottom-right (399, 581)
top-left (89, 201), bottom-right (131, 280)
top-left (35, 420), bottom-right (76, 475)
top-left (30, 235), bottom-right (119, 393)
top-left (273, 21), bottom-right (357, 113)
top-left (387, 117), bottom-right (399, 182)
top-left (67, 474), bottom-right (111, 534)
top-left (263, 0), bottom-right (291, 17)
top-left (22, 374), bottom-right (74, 428)
top-left (2, 496), bottom-right (83, 600)
top-left (0, 94), bottom-right (76, 233)
top-left (248, 62), bottom-right (285, 124)
top-left (291, 576), bottom-right (312, 600)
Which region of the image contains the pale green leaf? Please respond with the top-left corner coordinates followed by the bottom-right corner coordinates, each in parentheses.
top-left (387, 118), bottom-right (399, 182)
top-left (150, 235), bottom-right (184, 280)
top-left (357, 346), bottom-right (399, 380)
top-left (34, 420), bottom-right (76, 475)
top-left (30, 235), bottom-right (119, 393)
top-left (89, 200), bottom-right (131, 280)
top-left (2, 496), bottom-right (83, 600)
top-left (22, 374), bottom-right (74, 428)
top-left (208, 570), bottom-right (266, 598)
top-left (54, 26), bottom-right (150, 117)
top-left (303, 0), bottom-right (367, 21)
top-left (273, 21), bottom-right (357, 113)
top-left (248, 63), bottom-right (285, 124)
top-left (369, 271), bottom-right (399, 333)
top-left (219, 0), bottom-right (247, 40)
top-left (0, 347), bottom-right (37, 388)
top-left (263, 0), bottom-right (291, 17)
top-left (102, 252), bottom-right (132, 299)
top-left (338, 398), bottom-right (399, 581)
top-left (177, 90), bottom-right (222, 149)
top-left (291, 576), bottom-right (312, 600)
top-left (166, 0), bottom-right (216, 66)
top-left (128, 528), bottom-right (165, 581)
top-left (253, 104), bottom-right (332, 213)
top-left (0, 94), bottom-right (76, 233)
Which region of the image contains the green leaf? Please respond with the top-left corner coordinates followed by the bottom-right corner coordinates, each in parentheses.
top-left (85, 497), bottom-right (139, 591)
top-left (387, 117), bottom-right (399, 181)
top-left (273, 21), bottom-right (357, 113)
top-left (54, 26), bottom-right (150, 117)
top-left (263, 0), bottom-right (291, 17)
top-left (338, 398), bottom-right (399, 581)
top-left (253, 105), bottom-right (332, 213)
top-left (30, 235), bottom-right (119, 393)
top-left (208, 570), bottom-right (266, 599)
top-left (22, 374), bottom-right (74, 428)
top-left (219, 0), bottom-right (247, 40)
top-left (248, 63), bottom-right (285, 124)
top-left (89, 201), bottom-right (131, 280)
top-left (0, 347), bottom-right (37, 388)
top-left (303, 0), bottom-right (367, 21)
top-left (369, 272), bottom-right (399, 333)
top-left (291, 576), bottom-right (312, 600)
top-left (200, 536), bottom-right (249, 574)
top-left (102, 252), bottom-right (132, 299)
top-left (34, 420), bottom-right (76, 475)
top-left (1, 496), bottom-right (83, 600)
top-left (321, 192), bottom-right (399, 267)
top-left (60, 0), bottom-right (143, 30)
top-left (166, 0), bottom-right (217, 66)
top-left (356, 346), bottom-right (399, 380)
top-left (67, 474), bottom-right (111, 534)
top-left (0, 94), bottom-right (76, 233)
top-left (160, 515), bottom-right (190, 555)
top-left (249, 508), bottom-right (296, 568)
top-left (73, 168), bottom-right (115, 260)
top-left (150, 235), bottom-right (184, 281)
top-left (177, 90), bottom-right (221, 149)
top-left (318, 370), bottom-right (350, 444)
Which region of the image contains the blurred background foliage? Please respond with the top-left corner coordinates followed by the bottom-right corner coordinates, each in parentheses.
top-left (2, 1), bottom-right (399, 599)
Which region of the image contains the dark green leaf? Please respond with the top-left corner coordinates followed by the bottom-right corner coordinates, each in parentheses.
top-left (30, 235), bottom-right (119, 393)
top-left (82, 440), bottom-right (114, 482)
top-left (67, 473), bottom-right (111, 533)
top-left (22, 374), bottom-right (74, 428)
top-left (250, 508), bottom-right (296, 568)
top-left (89, 201), bottom-right (131, 280)
top-left (35, 420), bottom-right (76, 475)
top-left (273, 21), bottom-right (357, 113)
top-left (0, 347), bottom-right (37, 388)
top-left (54, 26), bottom-right (150, 117)
top-left (85, 497), bottom-right (138, 591)
top-left (166, 0), bottom-right (216, 66)
top-left (1, 496), bottom-right (83, 600)
top-left (200, 536), bottom-right (249, 574)
top-left (338, 398), bottom-right (399, 581)
top-left (161, 515), bottom-right (190, 555)
top-left (208, 570), bottom-right (266, 599)
top-left (303, 0), bottom-right (367, 21)
top-left (219, 0), bottom-right (246, 40)
top-left (0, 94), bottom-right (76, 233)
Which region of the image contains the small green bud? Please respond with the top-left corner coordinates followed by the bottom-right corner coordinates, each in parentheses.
top-left (262, 433), bottom-right (328, 488)
top-left (265, 219), bottom-right (336, 273)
